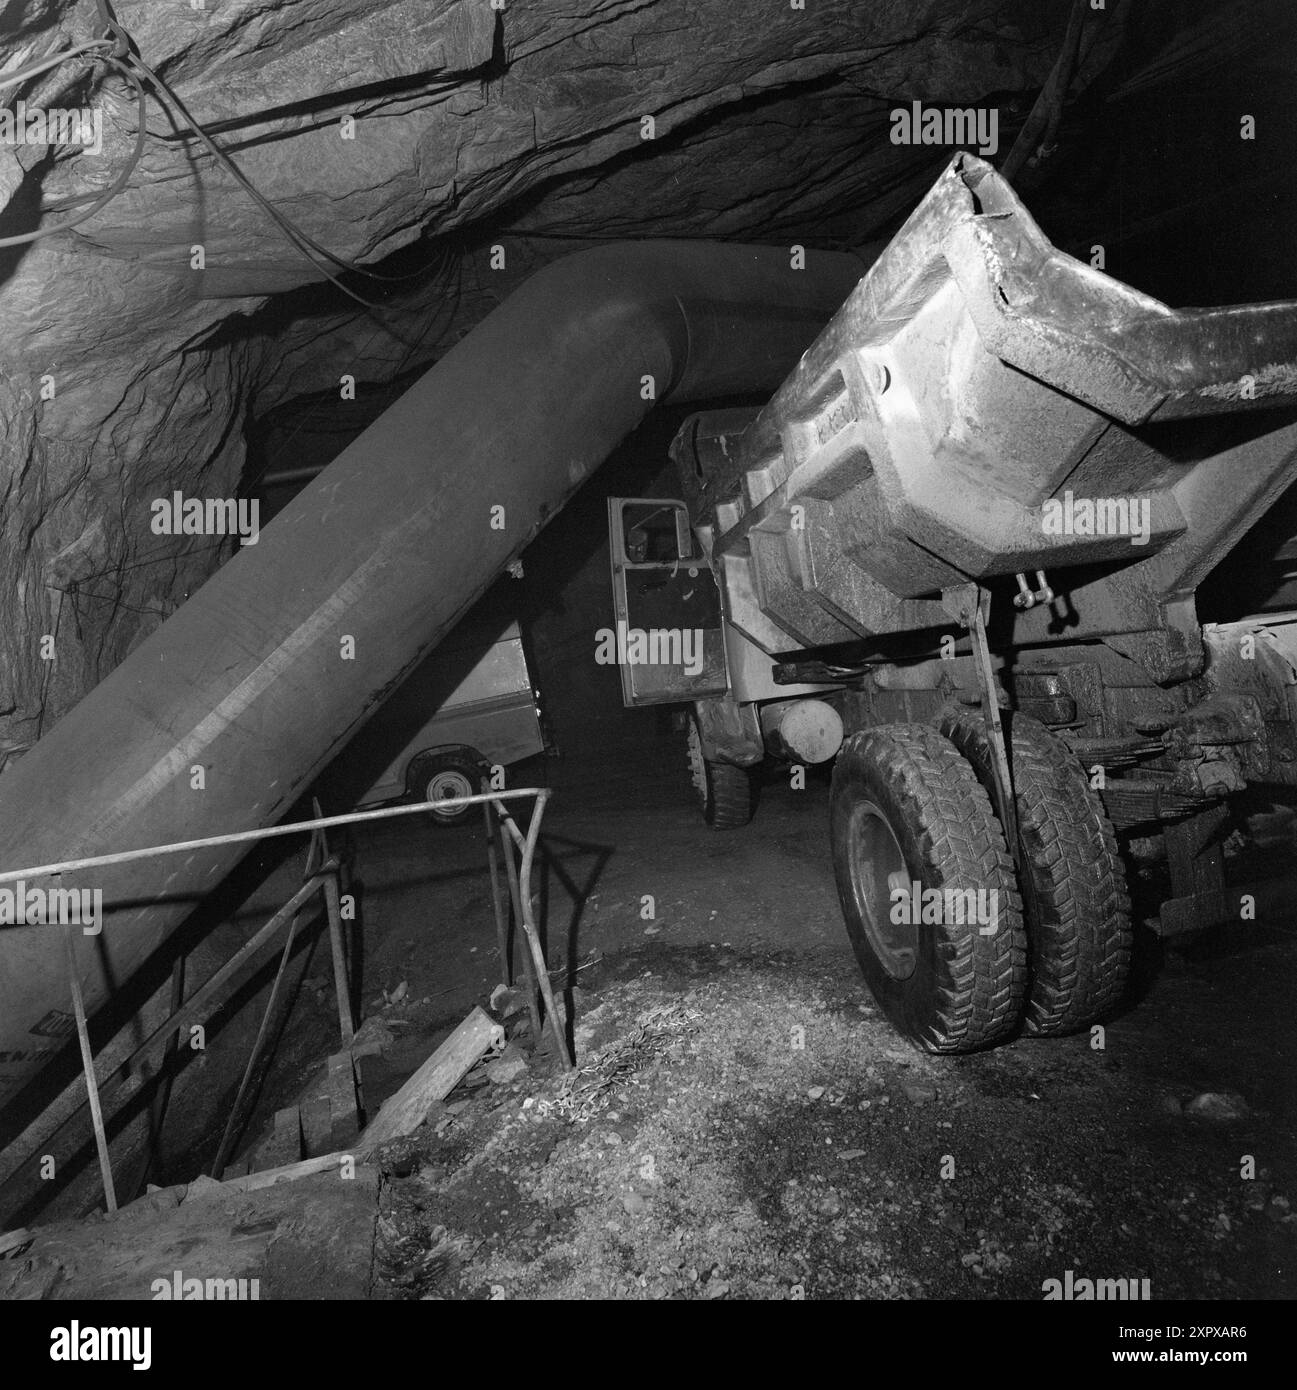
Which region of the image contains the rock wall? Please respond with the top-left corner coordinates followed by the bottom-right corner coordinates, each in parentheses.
top-left (0, 0), bottom-right (1112, 757)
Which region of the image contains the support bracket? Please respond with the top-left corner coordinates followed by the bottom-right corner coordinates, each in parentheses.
top-left (943, 583), bottom-right (1020, 865)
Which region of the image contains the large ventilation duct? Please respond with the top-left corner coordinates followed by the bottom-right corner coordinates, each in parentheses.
top-left (0, 241), bottom-right (863, 1102)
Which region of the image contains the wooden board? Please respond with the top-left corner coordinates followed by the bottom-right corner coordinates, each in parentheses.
top-left (300, 1097), bottom-right (333, 1158)
top-left (327, 1052), bottom-right (360, 1149)
top-left (357, 1006), bottom-right (503, 1153)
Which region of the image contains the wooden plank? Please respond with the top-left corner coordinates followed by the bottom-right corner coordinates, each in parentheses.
top-left (327, 1052), bottom-right (359, 1149)
top-left (209, 1008), bottom-right (503, 1192)
top-left (274, 1106), bottom-right (303, 1160)
top-left (300, 1097), bottom-right (333, 1158)
top-left (356, 1006), bottom-right (503, 1152)
top-left (216, 1151), bottom-right (355, 1195)
top-left (63, 925), bottom-right (117, 1212)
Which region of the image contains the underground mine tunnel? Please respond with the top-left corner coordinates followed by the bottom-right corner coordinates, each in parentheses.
top-left (0, 0), bottom-right (1295, 1323)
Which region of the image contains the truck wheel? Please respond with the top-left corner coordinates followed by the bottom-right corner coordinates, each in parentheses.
top-left (407, 749), bottom-right (484, 827)
top-left (686, 716), bottom-right (755, 829)
top-left (936, 709), bottom-right (1132, 1036)
top-left (830, 724), bottom-right (1028, 1053)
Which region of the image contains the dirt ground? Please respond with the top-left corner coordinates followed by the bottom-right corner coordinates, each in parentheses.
top-left (368, 941), bottom-right (1294, 1301)
top-left (6, 732), bottom-right (1291, 1300)
top-left (338, 739), bottom-right (1296, 1300)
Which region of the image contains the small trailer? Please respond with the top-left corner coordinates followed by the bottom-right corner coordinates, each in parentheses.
top-left (356, 619), bottom-right (545, 825)
top-left (611, 153), bottom-right (1297, 1054)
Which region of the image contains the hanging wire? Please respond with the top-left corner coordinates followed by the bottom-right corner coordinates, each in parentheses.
top-left (0, 40), bottom-right (115, 91)
top-left (0, 54), bottom-right (148, 248)
top-left (4, 0), bottom-right (447, 318)
top-left (118, 49), bottom-right (394, 311)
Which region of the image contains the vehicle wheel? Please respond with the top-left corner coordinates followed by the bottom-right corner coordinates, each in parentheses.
top-left (406, 749), bottom-right (484, 827)
top-left (830, 724), bottom-right (1028, 1053)
top-left (686, 715), bottom-right (755, 829)
top-left (936, 708), bottom-right (1132, 1036)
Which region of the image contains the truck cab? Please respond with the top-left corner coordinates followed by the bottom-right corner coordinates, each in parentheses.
top-left (608, 480), bottom-right (844, 827)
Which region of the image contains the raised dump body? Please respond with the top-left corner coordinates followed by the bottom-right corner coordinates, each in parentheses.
top-left (706, 153), bottom-right (1297, 668)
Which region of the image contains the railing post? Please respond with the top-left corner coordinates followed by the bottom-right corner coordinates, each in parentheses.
top-left (483, 796), bottom-right (512, 988)
top-left (0, 787), bottom-right (559, 1207)
top-left (495, 793), bottom-right (572, 1069)
top-left (499, 818), bottom-right (543, 1044)
top-left (63, 922), bottom-right (117, 1212)
top-left (321, 868), bottom-right (354, 1048)
top-left (209, 864), bottom-right (336, 1178)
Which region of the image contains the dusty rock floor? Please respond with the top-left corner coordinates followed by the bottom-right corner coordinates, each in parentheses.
top-left (346, 741), bottom-right (1295, 1300)
top-left (6, 735), bottom-right (1293, 1299)
top-left (368, 939), bottom-right (1294, 1301)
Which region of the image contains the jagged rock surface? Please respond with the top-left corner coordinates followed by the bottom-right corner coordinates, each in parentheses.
top-left (0, 0), bottom-right (1114, 751)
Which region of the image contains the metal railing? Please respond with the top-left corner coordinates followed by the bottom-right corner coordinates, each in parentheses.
top-left (0, 785), bottom-right (568, 1218)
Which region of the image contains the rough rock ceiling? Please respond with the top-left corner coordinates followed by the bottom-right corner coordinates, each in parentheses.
top-left (0, 0), bottom-right (1291, 761)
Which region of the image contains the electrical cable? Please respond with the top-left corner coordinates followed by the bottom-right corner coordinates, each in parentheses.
top-left (0, 54), bottom-right (148, 248)
top-left (6, 2), bottom-right (443, 315)
top-left (0, 41), bottom-right (114, 92)
top-left (120, 48), bottom-right (441, 295)
top-left (97, 0), bottom-right (437, 288)
top-left (1000, 0), bottom-right (1089, 183)
top-left (115, 49), bottom-right (393, 312)
top-left (92, 0), bottom-right (131, 60)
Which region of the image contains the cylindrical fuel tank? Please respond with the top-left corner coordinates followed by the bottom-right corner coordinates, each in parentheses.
top-left (759, 698), bottom-right (844, 764)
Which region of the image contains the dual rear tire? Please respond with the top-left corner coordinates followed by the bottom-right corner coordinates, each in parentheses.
top-left (830, 716), bottom-right (1130, 1052)
top-left (937, 709), bottom-right (1132, 1037)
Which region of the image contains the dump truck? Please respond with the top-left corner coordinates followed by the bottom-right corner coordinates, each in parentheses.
top-left (610, 152), bottom-right (1297, 1055)
top-left (5, 150), bottom-right (1296, 1129)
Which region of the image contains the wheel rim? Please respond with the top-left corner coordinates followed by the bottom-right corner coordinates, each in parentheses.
top-left (686, 721), bottom-right (709, 805)
top-left (846, 799), bottom-right (917, 981)
top-left (426, 769), bottom-right (474, 820)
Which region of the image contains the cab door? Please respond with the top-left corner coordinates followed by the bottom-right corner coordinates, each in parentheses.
top-left (607, 498), bottom-right (730, 706)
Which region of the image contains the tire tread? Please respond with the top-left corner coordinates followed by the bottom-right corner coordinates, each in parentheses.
top-left (836, 724), bottom-right (1028, 1052)
top-left (938, 710), bottom-right (1132, 1036)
